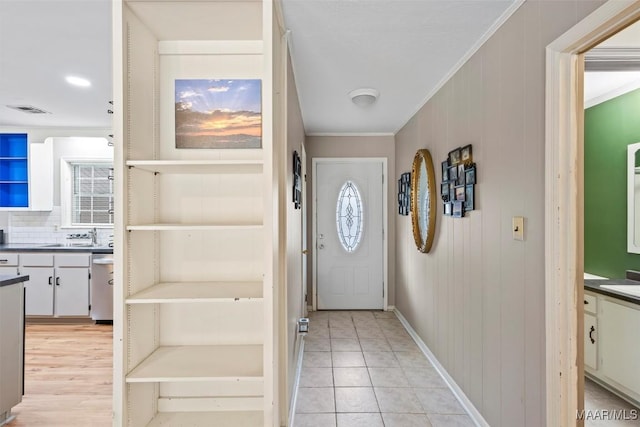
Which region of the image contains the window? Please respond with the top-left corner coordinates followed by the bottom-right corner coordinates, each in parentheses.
top-left (336, 180), bottom-right (363, 252)
top-left (69, 163), bottom-right (113, 226)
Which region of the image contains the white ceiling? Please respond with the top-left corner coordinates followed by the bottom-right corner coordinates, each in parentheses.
top-left (6, 0), bottom-right (633, 133)
top-left (584, 20), bottom-right (640, 108)
top-left (0, 0), bottom-right (112, 129)
top-left (282, 0), bottom-right (518, 135)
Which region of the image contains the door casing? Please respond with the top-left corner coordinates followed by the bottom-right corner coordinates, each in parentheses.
top-left (545, 1), bottom-right (640, 425)
top-left (311, 157), bottom-right (388, 311)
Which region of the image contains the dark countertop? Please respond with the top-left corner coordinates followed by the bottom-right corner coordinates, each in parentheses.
top-left (0, 243), bottom-right (113, 254)
top-left (584, 279), bottom-right (640, 305)
top-left (0, 274), bottom-right (29, 287)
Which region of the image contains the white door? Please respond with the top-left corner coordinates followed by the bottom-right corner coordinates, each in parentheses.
top-left (316, 160), bottom-right (384, 310)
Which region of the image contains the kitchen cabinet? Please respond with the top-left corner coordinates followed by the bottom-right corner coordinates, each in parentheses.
top-left (0, 253), bottom-right (19, 275)
top-left (0, 134), bottom-right (53, 211)
top-left (113, 1), bottom-right (277, 425)
top-left (0, 276), bottom-right (26, 426)
top-left (20, 253), bottom-right (89, 317)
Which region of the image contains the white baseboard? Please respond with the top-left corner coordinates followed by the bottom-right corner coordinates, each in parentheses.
top-left (307, 305), bottom-right (313, 313)
top-left (386, 304), bottom-right (396, 311)
top-left (393, 308), bottom-right (489, 427)
top-left (288, 335), bottom-right (305, 427)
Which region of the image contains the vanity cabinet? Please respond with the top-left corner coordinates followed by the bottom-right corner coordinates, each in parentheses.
top-left (583, 292), bottom-right (598, 370)
top-left (600, 298), bottom-right (640, 399)
top-left (584, 289), bottom-right (640, 406)
top-left (20, 253), bottom-right (90, 317)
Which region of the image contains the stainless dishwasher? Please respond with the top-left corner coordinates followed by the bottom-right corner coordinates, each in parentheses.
top-left (91, 254), bottom-right (113, 323)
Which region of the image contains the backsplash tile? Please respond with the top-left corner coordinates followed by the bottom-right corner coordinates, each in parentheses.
top-left (6, 206), bottom-right (112, 245)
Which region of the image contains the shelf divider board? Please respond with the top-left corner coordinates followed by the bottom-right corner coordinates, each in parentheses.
top-left (126, 160), bottom-right (263, 174)
top-left (146, 411), bottom-right (264, 427)
top-left (126, 224), bottom-right (262, 231)
top-left (126, 282), bottom-right (263, 303)
top-left (126, 345), bottom-right (263, 383)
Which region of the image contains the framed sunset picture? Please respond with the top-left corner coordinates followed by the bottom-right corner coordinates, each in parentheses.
top-left (175, 79), bottom-right (262, 149)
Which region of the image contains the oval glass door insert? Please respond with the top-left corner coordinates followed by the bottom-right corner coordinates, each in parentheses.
top-left (336, 181), bottom-right (364, 252)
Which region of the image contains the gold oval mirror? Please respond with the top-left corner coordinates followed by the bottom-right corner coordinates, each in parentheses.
top-left (411, 149), bottom-right (436, 253)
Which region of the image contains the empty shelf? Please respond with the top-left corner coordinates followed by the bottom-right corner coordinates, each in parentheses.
top-left (126, 160), bottom-right (262, 174)
top-left (146, 411), bottom-right (263, 427)
top-left (126, 345), bottom-right (263, 383)
top-left (126, 223), bottom-right (262, 231)
top-left (126, 281), bottom-right (263, 303)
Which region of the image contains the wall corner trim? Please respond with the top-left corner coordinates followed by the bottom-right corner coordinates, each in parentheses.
top-left (393, 0), bottom-right (526, 135)
top-left (393, 308), bottom-right (490, 427)
top-left (288, 336), bottom-right (305, 427)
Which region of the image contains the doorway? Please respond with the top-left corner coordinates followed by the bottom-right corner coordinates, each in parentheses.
top-left (545, 1), bottom-right (640, 424)
top-left (312, 158), bottom-right (387, 310)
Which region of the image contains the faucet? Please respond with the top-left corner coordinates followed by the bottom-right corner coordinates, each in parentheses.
top-left (89, 228), bottom-right (98, 245)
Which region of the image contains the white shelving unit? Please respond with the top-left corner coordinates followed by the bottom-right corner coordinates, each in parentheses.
top-left (113, 1), bottom-right (277, 425)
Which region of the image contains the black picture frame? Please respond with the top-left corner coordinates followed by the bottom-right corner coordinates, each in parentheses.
top-left (457, 164), bottom-right (465, 186)
top-left (461, 144), bottom-right (473, 165)
top-left (448, 166), bottom-right (458, 182)
top-left (293, 151), bottom-right (302, 209)
top-left (452, 201), bottom-right (463, 218)
top-left (441, 160), bottom-right (449, 181)
top-left (441, 182), bottom-right (450, 202)
top-left (448, 147), bottom-right (461, 166)
top-left (464, 165), bottom-right (476, 185)
top-left (465, 184), bottom-right (474, 211)
top-left (398, 172), bottom-right (411, 215)
top-left (444, 202), bottom-right (452, 216)
top-left (455, 185), bottom-right (465, 202)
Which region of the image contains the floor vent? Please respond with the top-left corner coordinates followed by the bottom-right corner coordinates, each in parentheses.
top-left (6, 105), bottom-right (51, 114)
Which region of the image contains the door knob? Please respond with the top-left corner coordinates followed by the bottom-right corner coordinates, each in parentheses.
top-left (302, 249), bottom-right (308, 255)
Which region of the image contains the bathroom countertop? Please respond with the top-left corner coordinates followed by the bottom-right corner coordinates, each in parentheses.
top-left (584, 279), bottom-right (640, 305)
top-left (0, 243), bottom-right (113, 254)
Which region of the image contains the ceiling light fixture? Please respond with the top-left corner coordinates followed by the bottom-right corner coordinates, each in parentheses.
top-left (349, 88), bottom-right (379, 107)
top-left (65, 75), bottom-right (91, 88)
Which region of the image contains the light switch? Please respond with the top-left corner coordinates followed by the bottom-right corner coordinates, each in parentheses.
top-left (513, 216), bottom-right (524, 241)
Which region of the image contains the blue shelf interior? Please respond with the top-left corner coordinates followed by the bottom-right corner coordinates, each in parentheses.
top-left (0, 133), bottom-right (29, 207)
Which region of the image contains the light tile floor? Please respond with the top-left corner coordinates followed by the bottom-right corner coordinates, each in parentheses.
top-left (294, 310), bottom-right (475, 427)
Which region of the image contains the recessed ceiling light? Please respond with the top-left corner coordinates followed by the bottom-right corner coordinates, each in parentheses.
top-left (66, 76), bottom-right (91, 87)
top-left (349, 88), bottom-right (379, 107)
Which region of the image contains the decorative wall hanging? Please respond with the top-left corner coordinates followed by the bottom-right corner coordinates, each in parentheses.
top-left (175, 79), bottom-right (262, 149)
top-left (441, 144), bottom-right (476, 217)
top-left (293, 151), bottom-right (302, 209)
top-left (411, 149), bottom-right (436, 253)
top-left (397, 172), bottom-right (411, 216)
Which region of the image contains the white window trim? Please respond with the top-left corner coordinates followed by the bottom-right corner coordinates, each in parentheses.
top-left (60, 157), bottom-right (114, 229)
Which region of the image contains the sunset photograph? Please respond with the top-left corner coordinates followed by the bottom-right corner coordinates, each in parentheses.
top-left (175, 79), bottom-right (262, 148)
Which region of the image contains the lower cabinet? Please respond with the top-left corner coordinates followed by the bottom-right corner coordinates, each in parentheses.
top-left (600, 298), bottom-right (640, 399)
top-left (0, 252), bottom-right (19, 275)
top-left (584, 289), bottom-right (640, 406)
top-left (21, 253), bottom-right (90, 317)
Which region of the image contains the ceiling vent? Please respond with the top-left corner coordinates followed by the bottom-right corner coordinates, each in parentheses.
top-left (6, 105), bottom-right (51, 114)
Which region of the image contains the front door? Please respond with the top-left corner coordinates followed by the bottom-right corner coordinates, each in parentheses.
top-left (315, 160), bottom-right (384, 310)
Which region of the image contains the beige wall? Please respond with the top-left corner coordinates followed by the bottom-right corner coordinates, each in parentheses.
top-left (285, 51), bottom-right (305, 415)
top-left (394, 1), bottom-right (604, 426)
top-left (306, 135), bottom-right (396, 307)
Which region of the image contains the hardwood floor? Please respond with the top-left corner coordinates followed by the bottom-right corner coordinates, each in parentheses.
top-left (7, 323), bottom-right (112, 427)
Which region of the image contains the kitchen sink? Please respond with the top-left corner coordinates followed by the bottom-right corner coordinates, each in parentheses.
top-left (41, 243), bottom-right (96, 248)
